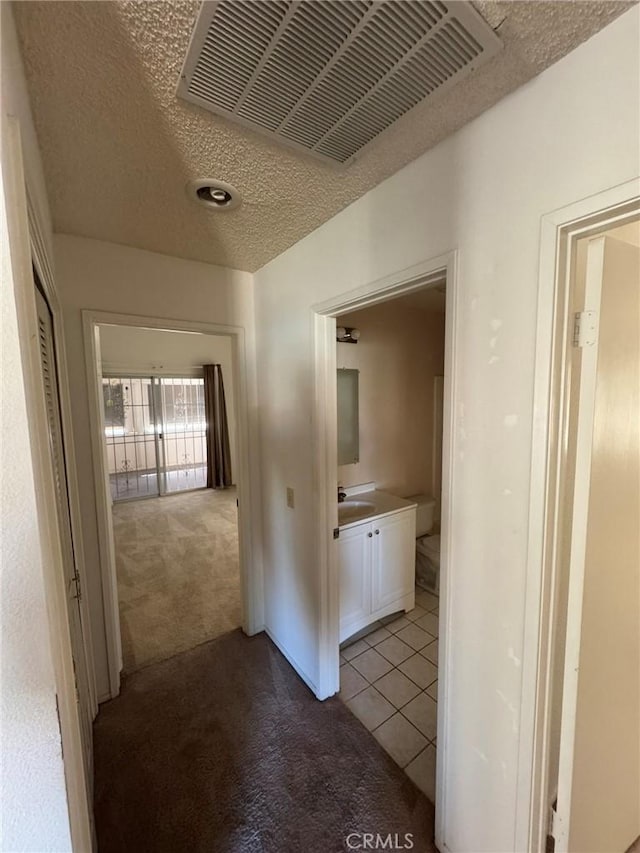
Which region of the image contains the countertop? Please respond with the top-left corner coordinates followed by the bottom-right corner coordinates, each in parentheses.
top-left (338, 489), bottom-right (417, 530)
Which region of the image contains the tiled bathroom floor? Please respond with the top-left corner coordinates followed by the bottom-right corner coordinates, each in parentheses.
top-left (339, 587), bottom-right (439, 802)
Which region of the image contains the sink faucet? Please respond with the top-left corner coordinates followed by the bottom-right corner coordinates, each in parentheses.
top-left (338, 486), bottom-right (347, 503)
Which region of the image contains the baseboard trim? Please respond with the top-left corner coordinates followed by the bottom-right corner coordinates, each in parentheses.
top-left (264, 627), bottom-right (319, 697)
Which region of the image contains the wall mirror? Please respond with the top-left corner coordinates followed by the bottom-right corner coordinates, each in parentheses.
top-left (337, 368), bottom-right (359, 465)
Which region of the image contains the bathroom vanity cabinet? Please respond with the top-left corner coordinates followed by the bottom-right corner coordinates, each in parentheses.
top-left (338, 505), bottom-right (416, 643)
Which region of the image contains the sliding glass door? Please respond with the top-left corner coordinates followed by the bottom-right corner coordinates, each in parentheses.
top-left (157, 377), bottom-right (207, 494)
top-left (103, 376), bottom-right (159, 500)
top-left (102, 375), bottom-right (207, 501)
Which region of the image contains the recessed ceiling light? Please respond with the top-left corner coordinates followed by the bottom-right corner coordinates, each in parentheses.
top-left (187, 178), bottom-right (241, 211)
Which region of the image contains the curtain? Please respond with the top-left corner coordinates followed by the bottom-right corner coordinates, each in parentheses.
top-left (203, 364), bottom-right (232, 488)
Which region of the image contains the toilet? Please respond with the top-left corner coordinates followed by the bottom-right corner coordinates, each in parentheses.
top-left (408, 494), bottom-right (440, 594)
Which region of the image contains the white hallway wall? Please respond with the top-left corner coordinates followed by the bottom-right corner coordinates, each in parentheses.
top-left (99, 325), bottom-right (239, 479)
top-left (254, 9), bottom-right (640, 853)
top-left (1, 4), bottom-right (72, 850)
top-left (54, 235), bottom-right (259, 700)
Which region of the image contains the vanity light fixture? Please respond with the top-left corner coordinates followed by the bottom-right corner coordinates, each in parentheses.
top-left (336, 327), bottom-right (360, 344)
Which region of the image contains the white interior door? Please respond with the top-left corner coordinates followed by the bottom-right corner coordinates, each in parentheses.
top-left (555, 233), bottom-right (640, 852)
top-left (35, 286), bottom-right (94, 780)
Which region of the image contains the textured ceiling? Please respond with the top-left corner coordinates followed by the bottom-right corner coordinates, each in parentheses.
top-left (14, 0), bottom-right (633, 273)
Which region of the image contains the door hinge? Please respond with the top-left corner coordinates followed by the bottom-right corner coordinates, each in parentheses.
top-left (333, 527), bottom-right (340, 540)
top-left (572, 310), bottom-right (598, 347)
top-left (70, 570), bottom-right (81, 601)
top-left (548, 800), bottom-right (564, 843)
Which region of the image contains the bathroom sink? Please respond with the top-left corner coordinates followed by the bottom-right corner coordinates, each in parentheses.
top-left (338, 500), bottom-right (375, 525)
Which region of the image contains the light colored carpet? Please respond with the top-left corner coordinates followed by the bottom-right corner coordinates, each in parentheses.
top-left (112, 488), bottom-right (240, 673)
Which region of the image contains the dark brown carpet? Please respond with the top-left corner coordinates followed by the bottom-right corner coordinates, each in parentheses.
top-left (94, 629), bottom-right (436, 853)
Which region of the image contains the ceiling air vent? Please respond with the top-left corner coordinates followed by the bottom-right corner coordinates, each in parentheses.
top-left (177, 0), bottom-right (502, 167)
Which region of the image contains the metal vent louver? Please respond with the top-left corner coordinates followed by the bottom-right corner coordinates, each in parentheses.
top-left (178, 0), bottom-right (502, 166)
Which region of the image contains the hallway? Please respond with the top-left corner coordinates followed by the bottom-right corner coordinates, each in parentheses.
top-left (93, 630), bottom-right (436, 853)
top-left (113, 489), bottom-right (240, 672)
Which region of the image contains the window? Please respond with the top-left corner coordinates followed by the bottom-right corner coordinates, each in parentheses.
top-left (160, 378), bottom-right (206, 432)
top-left (102, 380), bottom-right (125, 429)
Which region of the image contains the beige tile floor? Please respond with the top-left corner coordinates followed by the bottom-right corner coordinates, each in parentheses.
top-left (339, 587), bottom-right (439, 802)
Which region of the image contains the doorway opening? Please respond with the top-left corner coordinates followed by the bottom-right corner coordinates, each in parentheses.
top-left (313, 252), bottom-right (457, 849)
top-left (84, 312), bottom-right (255, 694)
top-left (96, 324), bottom-right (240, 675)
top-left (335, 281), bottom-right (446, 806)
top-left (526, 187), bottom-right (640, 853)
top-left (541, 215), bottom-right (640, 853)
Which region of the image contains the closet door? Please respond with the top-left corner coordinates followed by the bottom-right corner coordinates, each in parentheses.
top-left (35, 286), bottom-right (93, 779)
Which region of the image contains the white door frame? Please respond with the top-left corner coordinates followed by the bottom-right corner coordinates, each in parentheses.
top-left (3, 117), bottom-right (94, 849)
top-left (553, 234), bottom-right (606, 853)
top-left (312, 251), bottom-right (457, 849)
top-left (83, 309), bottom-right (261, 698)
top-left (521, 178), bottom-right (640, 853)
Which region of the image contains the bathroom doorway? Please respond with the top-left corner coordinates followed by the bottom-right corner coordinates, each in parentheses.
top-left (333, 283), bottom-right (446, 802)
top-left (312, 252), bottom-right (457, 848)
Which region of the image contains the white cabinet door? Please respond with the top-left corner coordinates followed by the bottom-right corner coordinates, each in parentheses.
top-left (371, 510), bottom-right (416, 613)
top-left (338, 522), bottom-right (372, 642)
